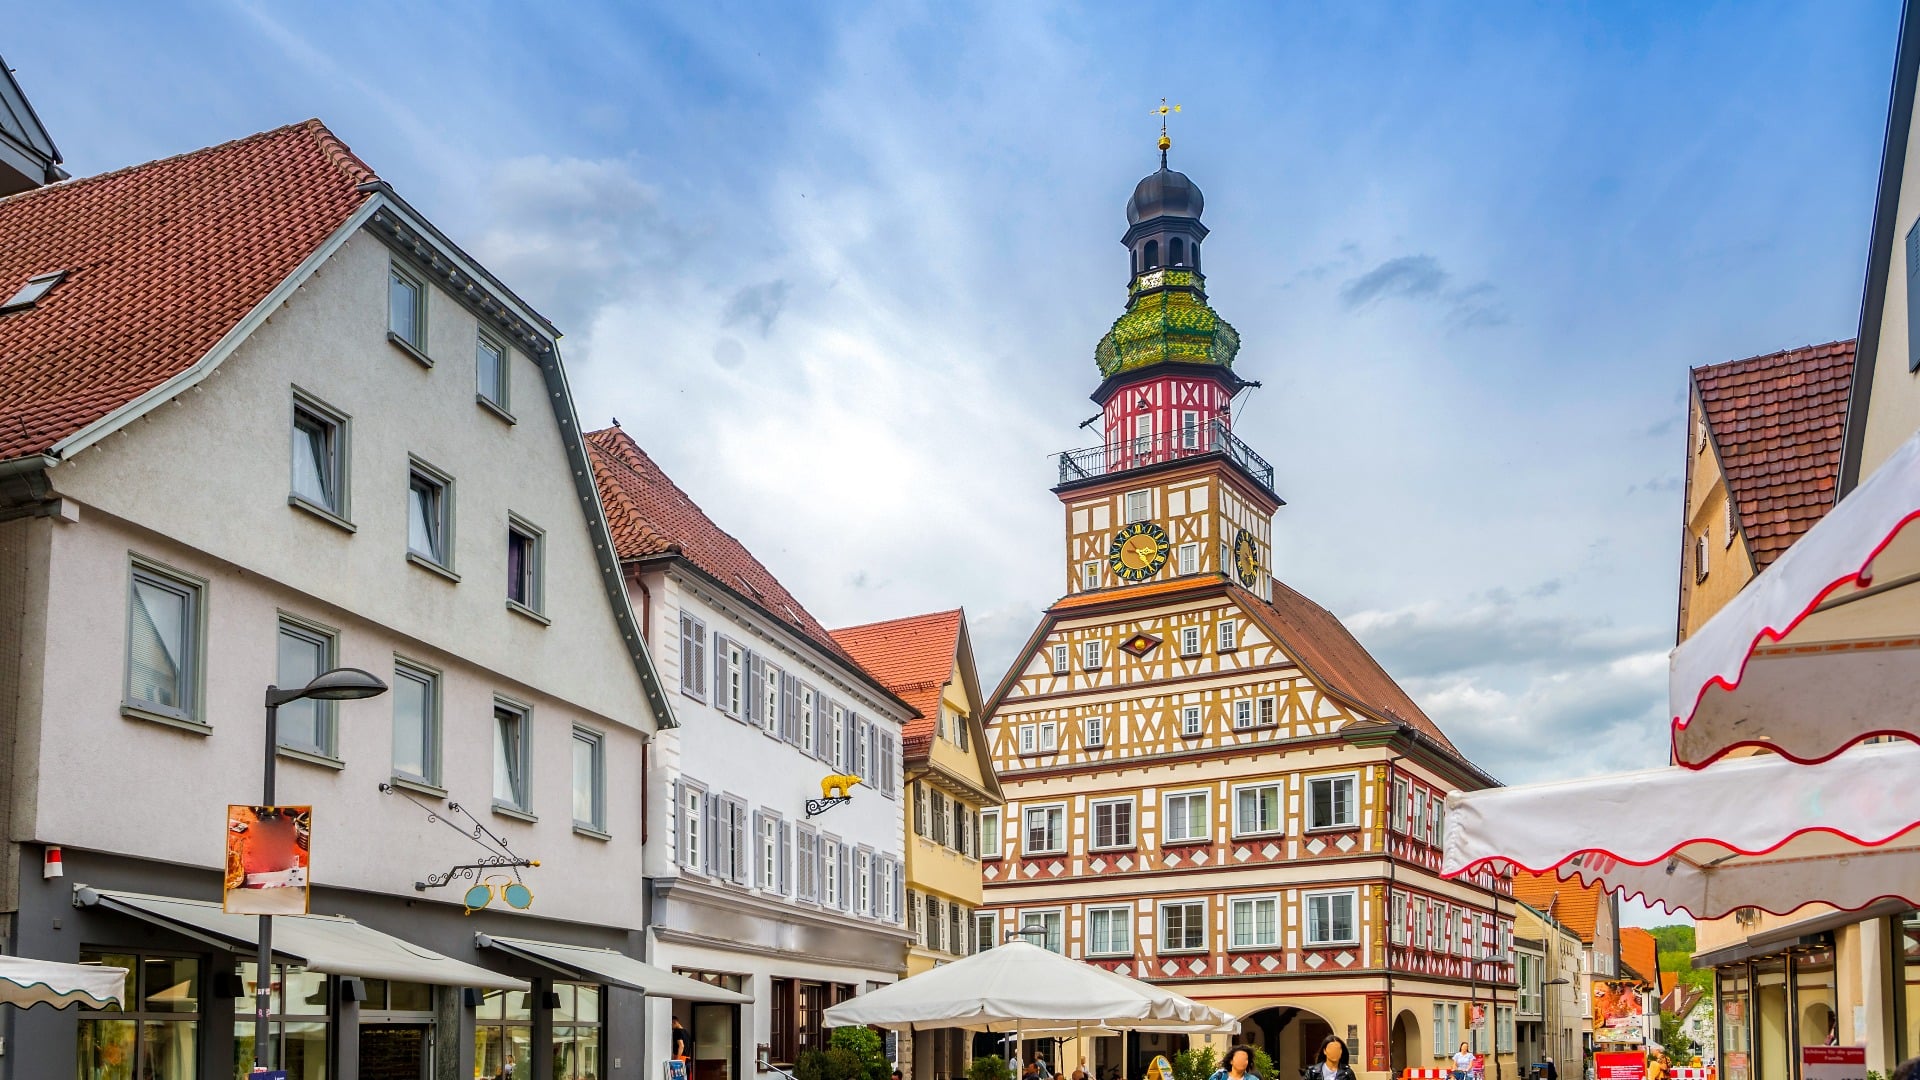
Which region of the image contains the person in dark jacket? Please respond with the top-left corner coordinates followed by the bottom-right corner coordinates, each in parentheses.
top-left (1302, 1034), bottom-right (1357, 1080)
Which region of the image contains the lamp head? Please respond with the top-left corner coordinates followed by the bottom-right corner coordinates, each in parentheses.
top-left (296, 667), bottom-right (389, 701)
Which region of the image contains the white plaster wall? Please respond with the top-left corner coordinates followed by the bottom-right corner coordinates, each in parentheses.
top-left (1861, 93), bottom-right (1920, 478)
top-left (49, 229), bottom-right (651, 728)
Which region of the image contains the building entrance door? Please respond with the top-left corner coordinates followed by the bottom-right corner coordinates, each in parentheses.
top-left (694, 1000), bottom-right (738, 1080)
top-left (360, 1023), bottom-right (433, 1079)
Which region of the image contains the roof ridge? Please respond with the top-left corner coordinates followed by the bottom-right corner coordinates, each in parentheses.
top-left (0, 119), bottom-right (366, 210)
top-left (299, 118), bottom-right (379, 188)
top-left (1691, 338), bottom-right (1855, 376)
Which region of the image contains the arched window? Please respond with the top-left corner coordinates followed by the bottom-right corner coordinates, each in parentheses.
top-left (1191, 241), bottom-right (1200, 271)
top-left (1144, 240), bottom-right (1159, 269)
top-left (1132, 247), bottom-right (1140, 275)
top-left (1170, 238), bottom-right (1185, 266)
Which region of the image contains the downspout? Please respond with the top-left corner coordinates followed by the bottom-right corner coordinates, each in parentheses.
top-left (1386, 751), bottom-right (1403, 1076)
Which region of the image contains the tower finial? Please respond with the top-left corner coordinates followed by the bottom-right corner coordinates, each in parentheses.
top-left (1155, 99), bottom-right (1180, 168)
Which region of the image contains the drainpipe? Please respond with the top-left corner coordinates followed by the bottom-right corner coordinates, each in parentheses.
top-left (1386, 751), bottom-right (1403, 1077)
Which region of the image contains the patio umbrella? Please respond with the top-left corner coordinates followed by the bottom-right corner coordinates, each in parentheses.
top-left (821, 940), bottom-right (1239, 1033)
top-left (1670, 425), bottom-right (1920, 768)
top-left (0, 955), bottom-right (129, 1010)
top-left (1441, 740), bottom-right (1920, 919)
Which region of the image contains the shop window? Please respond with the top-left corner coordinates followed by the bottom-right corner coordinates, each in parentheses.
top-left (77, 950), bottom-right (200, 1080)
top-left (477, 983), bottom-right (601, 1079)
top-left (232, 960), bottom-right (329, 1078)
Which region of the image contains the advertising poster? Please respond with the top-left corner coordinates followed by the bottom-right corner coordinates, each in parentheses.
top-left (224, 805), bottom-right (311, 915)
top-left (1801, 1047), bottom-right (1865, 1080)
top-left (1471, 1004), bottom-right (1488, 1030)
top-left (1592, 981), bottom-right (1646, 1045)
top-left (1595, 1052), bottom-right (1648, 1080)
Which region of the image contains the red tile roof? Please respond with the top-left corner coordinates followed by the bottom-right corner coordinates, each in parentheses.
top-left (584, 424), bottom-right (850, 661)
top-left (0, 120), bottom-right (376, 461)
top-left (831, 610), bottom-right (962, 758)
top-left (1620, 927), bottom-right (1660, 985)
top-left (1694, 340), bottom-right (1855, 570)
top-left (1512, 870), bottom-right (1605, 946)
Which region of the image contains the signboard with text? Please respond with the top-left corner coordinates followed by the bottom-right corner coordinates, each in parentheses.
top-left (1801, 1046), bottom-right (1865, 1080)
top-left (223, 805), bottom-right (311, 915)
top-left (1595, 1052), bottom-right (1648, 1080)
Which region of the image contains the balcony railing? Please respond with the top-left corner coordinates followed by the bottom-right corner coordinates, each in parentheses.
top-left (1056, 418), bottom-right (1275, 494)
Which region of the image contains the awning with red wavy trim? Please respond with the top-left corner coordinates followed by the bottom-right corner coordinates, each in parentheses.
top-left (1441, 741), bottom-right (1920, 920)
top-left (1670, 426), bottom-right (1920, 768)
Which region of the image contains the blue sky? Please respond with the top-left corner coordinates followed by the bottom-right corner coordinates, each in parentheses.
top-left (11, 2), bottom-right (1899, 852)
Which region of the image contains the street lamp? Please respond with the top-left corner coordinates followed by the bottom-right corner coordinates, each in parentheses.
top-left (252, 667), bottom-right (387, 1076)
top-left (1001, 924), bottom-right (1054, 1080)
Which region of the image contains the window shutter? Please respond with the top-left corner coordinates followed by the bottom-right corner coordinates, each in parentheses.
top-left (712, 635), bottom-right (728, 715)
top-left (703, 796), bottom-right (720, 876)
top-left (778, 822), bottom-right (791, 895)
top-left (840, 845), bottom-right (854, 910)
top-left (914, 784), bottom-right (927, 836)
top-left (673, 780), bottom-right (687, 866)
top-left (679, 618), bottom-right (697, 694)
top-left (844, 714), bottom-right (859, 773)
top-left (960, 807), bottom-right (973, 857)
top-left (781, 673), bottom-right (799, 742)
top-left (746, 653), bottom-right (764, 725)
top-left (1908, 219), bottom-right (1920, 371)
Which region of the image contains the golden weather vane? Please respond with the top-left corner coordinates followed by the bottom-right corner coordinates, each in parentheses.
top-left (1154, 99), bottom-right (1181, 166)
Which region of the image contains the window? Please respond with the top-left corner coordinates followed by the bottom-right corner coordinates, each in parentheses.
top-left (1178, 543), bottom-right (1199, 575)
top-left (1181, 410), bottom-right (1201, 449)
top-left (1051, 643), bottom-right (1071, 674)
top-left (1230, 897), bottom-right (1279, 949)
top-left (925, 896), bottom-right (943, 951)
top-left (1433, 1003), bottom-right (1459, 1058)
top-left (856, 850), bottom-right (872, 915)
top-left (1233, 783), bottom-right (1281, 836)
top-left (975, 911), bottom-right (997, 953)
top-left (1696, 413), bottom-right (1709, 454)
top-left (762, 664), bottom-right (782, 737)
top-left (0, 269), bottom-right (64, 312)
top-left (407, 460), bottom-right (453, 568)
top-left (276, 618), bottom-right (336, 756)
top-left (1086, 715), bottom-right (1105, 747)
top-left (1696, 533), bottom-right (1709, 583)
top-left (1124, 489), bottom-right (1151, 523)
top-left (822, 839), bottom-right (843, 908)
top-left (1218, 619), bottom-right (1238, 651)
top-left (1496, 1005), bottom-right (1515, 1054)
top-left (1306, 890), bottom-right (1358, 946)
top-left (1434, 799), bottom-right (1448, 847)
top-left (1087, 905), bottom-right (1133, 956)
top-left (389, 264), bottom-right (426, 353)
top-left (1258, 697), bottom-right (1276, 726)
top-left (957, 714), bottom-right (969, 751)
top-left (493, 701), bottom-right (532, 813)
top-left (795, 826), bottom-right (819, 901)
top-left (1232, 700), bottom-right (1253, 729)
top-left (830, 705), bottom-right (846, 768)
top-left (1023, 804), bottom-right (1065, 854)
top-left (679, 614), bottom-right (707, 699)
top-left (1308, 774), bottom-right (1357, 829)
top-left (1023, 909), bottom-right (1064, 953)
top-left (978, 808), bottom-right (1001, 858)
top-left (125, 560), bottom-right (202, 723)
top-left (1091, 798), bottom-right (1134, 849)
top-left (957, 806), bottom-right (973, 856)
top-left (1182, 704), bottom-right (1203, 736)
top-left (1132, 416), bottom-right (1153, 457)
top-left (1159, 900), bottom-right (1206, 952)
top-left (77, 949), bottom-right (203, 1080)
top-left (391, 661), bottom-right (440, 785)
top-left (1390, 892), bottom-right (1409, 946)
top-left (1412, 790), bottom-right (1429, 841)
top-left (1081, 561), bottom-right (1100, 591)
top-left (1038, 721), bottom-right (1059, 752)
top-left (290, 395), bottom-right (348, 517)
top-left (477, 982), bottom-right (600, 1080)
top-left (800, 685), bottom-right (816, 752)
top-left (719, 640), bottom-right (746, 719)
top-left (477, 332), bottom-right (509, 410)
top-left (507, 516), bottom-right (544, 613)
top-left (716, 797), bottom-right (750, 884)
top-left (1391, 778), bottom-right (1410, 833)
top-left (913, 784), bottom-right (928, 837)
top-left (1724, 497), bottom-right (1737, 548)
top-left (572, 728), bottom-right (605, 831)
top-left (679, 784), bottom-right (706, 870)
top-left (930, 791), bottom-right (949, 847)
top-left (1082, 640), bottom-right (1103, 670)
top-left (1020, 724), bottom-right (1037, 754)
top-left (1180, 626), bottom-right (1201, 656)
top-left (947, 902), bottom-right (964, 952)
top-left (1163, 791), bottom-right (1209, 843)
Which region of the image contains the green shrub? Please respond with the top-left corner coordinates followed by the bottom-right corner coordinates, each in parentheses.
top-left (1173, 1046), bottom-right (1219, 1080)
top-left (828, 1026), bottom-right (893, 1080)
top-left (1251, 1047), bottom-right (1276, 1080)
top-left (972, 1056), bottom-right (1012, 1080)
top-left (796, 1048), bottom-right (868, 1080)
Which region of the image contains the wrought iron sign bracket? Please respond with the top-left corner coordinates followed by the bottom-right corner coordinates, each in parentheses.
top-left (805, 796), bottom-right (852, 819)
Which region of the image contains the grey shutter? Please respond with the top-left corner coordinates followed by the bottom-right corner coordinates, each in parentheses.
top-left (913, 784), bottom-right (926, 836)
top-left (1909, 219), bottom-right (1920, 371)
top-left (712, 634), bottom-right (728, 716)
top-left (781, 673), bottom-right (799, 743)
top-left (733, 803), bottom-right (749, 883)
top-left (869, 855), bottom-right (883, 917)
top-left (703, 796), bottom-right (720, 876)
top-left (805, 687), bottom-right (822, 757)
top-left (748, 652), bottom-right (765, 726)
top-left (840, 845), bottom-right (854, 910)
top-left (778, 822), bottom-right (791, 894)
top-left (679, 618), bottom-right (696, 694)
top-left (673, 780), bottom-right (687, 866)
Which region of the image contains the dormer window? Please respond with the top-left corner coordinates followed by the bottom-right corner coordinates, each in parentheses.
top-left (1, 270), bottom-right (66, 313)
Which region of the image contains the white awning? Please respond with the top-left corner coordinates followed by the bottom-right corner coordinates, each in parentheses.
top-left (0, 955), bottom-right (129, 1010)
top-left (475, 935), bottom-right (749, 1003)
top-left (76, 887), bottom-right (525, 990)
top-left (1671, 425), bottom-right (1920, 768)
top-left (1441, 741), bottom-right (1920, 919)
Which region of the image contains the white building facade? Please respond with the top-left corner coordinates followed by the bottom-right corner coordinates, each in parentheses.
top-left (587, 427), bottom-right (912, 1080)
top-left (0, 122), bottom-right (678, 1080)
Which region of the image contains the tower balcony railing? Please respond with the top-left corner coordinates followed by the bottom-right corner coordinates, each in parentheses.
top-left (1056, 418), bottom-right (1275, 495)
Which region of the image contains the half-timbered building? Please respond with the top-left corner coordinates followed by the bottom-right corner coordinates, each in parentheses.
top-left (979, 145), bottom-right (1518, 1080)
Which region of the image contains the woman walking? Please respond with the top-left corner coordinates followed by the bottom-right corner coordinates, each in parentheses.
top-left (1452, 1042), bottom-right (1475, 1080)
top-left (1302, 1035), bottom-right (1357, 1080)
top-left (1211, 1046), bottom-right (1260, 1080)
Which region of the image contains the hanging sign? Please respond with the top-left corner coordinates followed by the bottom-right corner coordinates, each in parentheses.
top-left (224, 805), bottom-right (311, 915)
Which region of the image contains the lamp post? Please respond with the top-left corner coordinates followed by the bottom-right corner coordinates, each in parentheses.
top-left (252, 667), bottom-right (387, 1076)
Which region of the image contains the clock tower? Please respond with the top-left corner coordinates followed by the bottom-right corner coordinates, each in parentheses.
top-left (1056, 149), bottom-right (1283, 598)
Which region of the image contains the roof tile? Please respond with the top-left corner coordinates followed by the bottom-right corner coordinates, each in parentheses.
top-left (830, 610), bottom-right (963, 758)
top-left (1512, 870), bottom-right (1605, 946)
top-left (0, 120), bottom-right (376, 460)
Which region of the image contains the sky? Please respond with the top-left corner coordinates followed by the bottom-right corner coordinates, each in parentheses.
top-left (11, 1), bottom-right (1901, 923)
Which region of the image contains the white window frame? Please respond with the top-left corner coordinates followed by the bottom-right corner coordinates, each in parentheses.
top-left (822, 838), bottom-right (842, 908)
top-left (679, 782), bottom-right (707, 871)
top-left (1038, 721), bottom-right (1058, 752)
top-left (1305, 889), bottom-right (1359, 947)
top-left (974, 911), bottom-right (997, 953)
top-left (1180, 626), bottom-right (1201, 656)
top-left (1081, 561), bottom-right (1100, 591)
top-left (720, 641), bottom-right (746, 720)
top-left (1085, 715), bottom-right (1105, 747)
top-left (856, 849), bottom-right (873, 916)
top-left (1177, 543), bottom-right (1199, 575)
top-left (1131, 415), bottom-right (1153, 457)
top-left (1412, 789), bottom-right (1430, 842)
top-left (1086, 904), bottom-right (1134, 957)
top-left (476, 330), bottom-right (510, 412)
top-left (1228, 895), bottom-right (1279, 950)
top-left (756, 813), bottom-right (782, 893)
top-left (1307, 772), bottom-right (1359, 830)
top-left (1232, 700), bottom-right (1253, 729)
top-left (1182, 704), bottom-right (1203, 736)
top-left (1082, 640), bottom-right (1103, 670)
top-left (1023, 803), bottom-right (1066, 855)
top-left (1231, 782), bottom-right (1282, 837)
top-left (1390, 891), bottom-right (1409, 947)
top-left (1258, 696), bottom-right (1276, 726)
top-left (571, 726), bottom-right (606, 832)
top-left (1124, 489), bottom-right (1150, 523)
top-left (492, 698), bottom-right (533, 814)
top-left (1019, 724), bottom-right (1037, 754)
top-left (978, 808), bottom-right (1002, 859)
top-left (1089, 797), bottom-right (1135, 850)
top-left (1162, 790), bottom-right (1210, 844)
top-left (795, 825), bottom-right (819, 902)
top-left (289, 389), bottom-right (351, 521)
top-left (830, 705), bottom-right (847, 769)
top-left (799, 685), bottom-right (816, 752)
top-left (390, 658), bottom-right (441, 786)
top-left (506, 514), bottom-right (545, 615)
top-left (1051, 643), bottom-right (1071, 674)
top-left (1218, 619), bottom-right (1238, 651)
top-left (406, 456), bottom-right (455, 570)
top-left (1021, 908), bottom-right (1065, 953)
top-left (1158, 899), bottom-right (1207, 954)
top-left (1180, 410), bottom-right (1201, 449)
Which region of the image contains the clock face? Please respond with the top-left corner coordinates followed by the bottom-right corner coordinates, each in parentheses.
top-left (1108, 522), bottom-right (1171, 582)
top-left (1233, 529), bottom-right (1260, 586)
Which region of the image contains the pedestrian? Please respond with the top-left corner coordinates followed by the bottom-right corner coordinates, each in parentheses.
top-left (1038, 1055), bottom-right (1054, 1080)
top-left (1544, 1057), bottom-right (1558, 1080)
top-left (1890, 1056), bottom-right (1917, 1080)
top-left (672, 1017), bottom-right (689, 1062)
top-left (1453, 1043), bottom-right (1475, 1080)
top-left (1023, 1061), bottom-right (1042, 1080)
top-left (1302, 1034), bottom-right (1356, 1080)
top-left (1645, 1051), bottom-right (1666, 1080)
top-left (1211, 1045), bottom-right (1259, 1080)
top-left (1072, 1063), bottom-right (1090, 1080)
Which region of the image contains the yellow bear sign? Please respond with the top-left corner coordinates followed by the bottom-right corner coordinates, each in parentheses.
top-left (820, 774), bottom-right (862, 800)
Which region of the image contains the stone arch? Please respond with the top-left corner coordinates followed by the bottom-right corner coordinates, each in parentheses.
top-left (1239, 1004), bottom-right (1337, 1080)
top-left (1393, 1010), bottom-right (1424, 1077)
